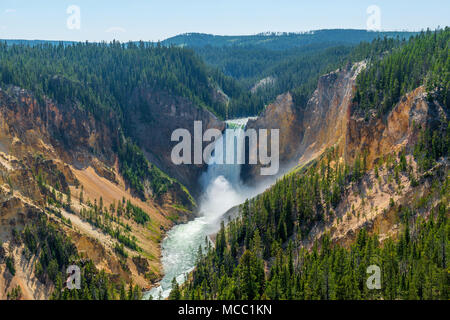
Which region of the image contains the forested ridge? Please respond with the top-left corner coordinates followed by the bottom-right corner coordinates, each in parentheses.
top-left (163, 29), bottom-right (417, 50)
top-left (0, 41), bottom-right (229, 121)
top-left (354, 28), bottom-right (449, 118)
top-left (0, 41), bottom-right (232, 199)
top-left (179, 30), bottom-right (417, 116)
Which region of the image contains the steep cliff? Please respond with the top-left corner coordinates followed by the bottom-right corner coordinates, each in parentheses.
top-left (345, 86), bottom-right (447, 169)
top-left (244, 62), bottom-right (366, 183)
top-left (243, 60), bottom-right (448, 246)
top-left (126, 88), bottom-right (225, 196)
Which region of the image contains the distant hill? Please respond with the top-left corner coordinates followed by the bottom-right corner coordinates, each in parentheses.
top-left (1, 39), bottom-right (77, 46)
top-left (162, 29), bottom-right (418, 50)
top-left (1, 29), bottom-right (417, 49)
top-left (0, 29), bottom-right (421, 119)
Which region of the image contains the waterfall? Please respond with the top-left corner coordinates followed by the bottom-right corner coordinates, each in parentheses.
top-left (144, 118), bottom-right (252, 300)
top-left (202, 119), bottom-right (249, 185)
top-left (197, 118), bottom-right (249, 222)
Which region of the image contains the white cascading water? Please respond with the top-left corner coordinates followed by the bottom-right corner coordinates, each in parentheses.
top-left (145, 118), bottom-right (258, 300)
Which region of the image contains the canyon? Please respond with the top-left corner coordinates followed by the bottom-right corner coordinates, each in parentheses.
top-left (0, 52), bottom-right (447, 300)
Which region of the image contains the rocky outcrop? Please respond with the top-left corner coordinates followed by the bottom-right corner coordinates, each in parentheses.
top-left (126, 88), bottom-right (225, 196)
top-left (244, 62), bottom-right (366, 183)
top-left (345, 86), bottom-right (447, 168)
top-left (0, 86), bottom-right (118, 169)
top-left (251, 76), bottom-right (276, 93)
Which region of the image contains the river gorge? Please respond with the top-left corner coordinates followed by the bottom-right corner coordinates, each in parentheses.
top-left (145, 118), bottom-right (271, 299)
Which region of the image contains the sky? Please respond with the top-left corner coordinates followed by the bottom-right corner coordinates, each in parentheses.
top-left (0, 0), bottom-right (448, 42)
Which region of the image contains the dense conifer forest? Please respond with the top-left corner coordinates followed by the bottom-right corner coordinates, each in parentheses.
top-left (0, 41), bottom-right (228, 120)
top-left (0, 29), bottom-right (418, 120)
top-left (353, 28), bottom-right (449, 118)
top-left (174, 145), bottom-right (449, 300)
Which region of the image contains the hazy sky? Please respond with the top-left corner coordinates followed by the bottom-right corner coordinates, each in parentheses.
top-left (0, 0), bottom-right (448, 42)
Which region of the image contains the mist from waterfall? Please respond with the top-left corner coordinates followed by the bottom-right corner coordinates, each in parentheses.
top-left (145, 117), bottom-right (269, 300)
top-left (198, 118), bottom-right (250, 225)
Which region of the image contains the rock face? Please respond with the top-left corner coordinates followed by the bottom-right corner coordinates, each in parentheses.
top-left (244, 61), bottom-right (447, 188)
top-left (0, 86), bottom-right (118, 173)
top-left (126, 88), bottom-right (225, 196)
top-left (243, 92), bottom-right (302, 182)
top-left (345, 86), bottom-right (447, 169)
top-left (244, 62), bottom-right (365, 183)
top-left (297, 62), bottom-right (366, 164)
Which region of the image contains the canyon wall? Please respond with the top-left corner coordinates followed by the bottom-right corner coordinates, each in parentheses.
top-left (126, 88), bottom-right (225, 196)
top-left (244, 61), bottom-right (447, 183)
top-left (0, 84), bottom-right (224, 299)
top-left (244, 62), bottom-right (366, 183)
